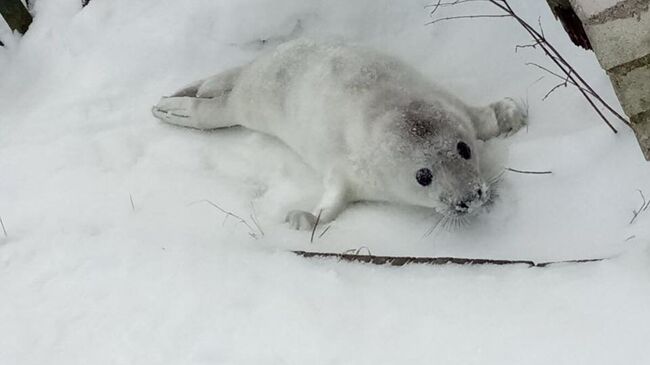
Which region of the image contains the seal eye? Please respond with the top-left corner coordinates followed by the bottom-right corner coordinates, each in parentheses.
top-left (457, 141), bottom-right (471, 160)
top-left (416, 168), bottom-right (433, 186)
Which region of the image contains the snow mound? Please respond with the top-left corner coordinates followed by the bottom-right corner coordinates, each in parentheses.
top-left (1, 0), bottom-right (649, 364)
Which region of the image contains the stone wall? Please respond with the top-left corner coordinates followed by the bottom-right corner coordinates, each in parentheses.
top-left (558, 0), bottom-right (650, 159)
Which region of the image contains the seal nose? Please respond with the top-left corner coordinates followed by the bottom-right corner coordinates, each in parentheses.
top-left (455, 188), bottom-right (484, 213)
top-left (455, 201), bottom-right (470, 212)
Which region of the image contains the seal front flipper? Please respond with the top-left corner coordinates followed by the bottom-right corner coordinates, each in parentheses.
top-left (286, 175), bottom-right (349, 231)
top-left (490, 98), bottom-right (528, 136)
top-left (468, 98), bottom-right (528, 140)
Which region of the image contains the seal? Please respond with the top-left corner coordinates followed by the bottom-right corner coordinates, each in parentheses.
top-left (152, 39), bottom-right (527, 230)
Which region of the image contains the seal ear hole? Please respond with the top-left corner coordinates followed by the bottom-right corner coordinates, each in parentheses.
top-left (416, 168), bottom-right (433, 186)
top-left (457, 141), bottom-right (471, 160)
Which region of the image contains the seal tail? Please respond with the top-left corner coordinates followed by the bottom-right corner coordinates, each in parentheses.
top-left (152, 66), bottom-right (242, 130)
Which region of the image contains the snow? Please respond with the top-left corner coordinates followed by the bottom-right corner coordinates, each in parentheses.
top-left (1, 0), bottom-right (650, 364)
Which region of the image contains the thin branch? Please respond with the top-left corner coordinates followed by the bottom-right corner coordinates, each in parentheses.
top-left (629, 190), bottom-right (650, 224)
top-left (426, 14), bottom-right (510, 25)
top-left (129, 193), bottom-right (136, 212)
top-left (427, 0), bottom-right (631, 133)
top-left (525, 62), bottom-right (583, 91)
top-left (506, 167), bottom-right (552, 175)
top-left (515, 39), bottom-right (542, 53)
top-left (426, 0), bottom-right (492, 14)
top-left (542, 78), bottom-right (569, 101)
top-left (525, 62), bottom-right (572, 84)
top-left (524, 64), bottom-right (615, 132)
top-left (498, 0), bottom-right (630, 127)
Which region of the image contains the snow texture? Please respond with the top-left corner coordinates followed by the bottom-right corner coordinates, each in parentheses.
top-left (0, 0), bottom-right (649, 364)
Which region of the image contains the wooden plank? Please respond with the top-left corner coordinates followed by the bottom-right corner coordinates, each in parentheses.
top-left (292, 250), bottom-right (605, 268)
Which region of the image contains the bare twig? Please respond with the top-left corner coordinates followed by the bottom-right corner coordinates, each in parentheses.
top-left (292, 250), bottom-right (604, 267)
top-left (629, 190), bottom-right (650, 224)
top-left (515, 39), bottom-right (542, 53)
top-left (537, 16), bottom-right (545, 39)
top-left (542, 74), bottom-right (571, 101)
top-left (499, 0), bottom-right (629, 128)
top-left (426, 0), bottom-right (492, 15)
top-left (543, 82), bottom-right (566, 100)
top-left (129, 193), bottom-right (136, 212)
top-left (426, 14), bottom-right (510, 25)
top-left (525, 62), bottom-right (581, 89)
top-left (427, 0), bottom-right (630, 133)
top-left (506, 167), bottom-right (552, 175)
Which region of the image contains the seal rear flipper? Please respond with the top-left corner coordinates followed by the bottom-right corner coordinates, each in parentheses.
top-left (152, 95), bottom-right (235, 130)
top-left (153, 66), bottom-right (243, 130)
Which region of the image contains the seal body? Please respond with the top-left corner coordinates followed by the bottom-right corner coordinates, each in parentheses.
top-left (153, 39), bottom-right (527, 229)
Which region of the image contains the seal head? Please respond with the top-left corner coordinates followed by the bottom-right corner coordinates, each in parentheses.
top-left (380, 100), bottom-right (492, 218)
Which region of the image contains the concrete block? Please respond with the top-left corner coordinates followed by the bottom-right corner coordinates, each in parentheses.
top-left (570, 0), bottom-right (649, 69)
top-left (631, 110), bottom-right (650, 160)
top-left (609, 59), bottom-right (650, 116)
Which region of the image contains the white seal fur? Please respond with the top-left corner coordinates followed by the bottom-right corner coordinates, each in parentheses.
top-left (152, 39), bottom-right (527, 230)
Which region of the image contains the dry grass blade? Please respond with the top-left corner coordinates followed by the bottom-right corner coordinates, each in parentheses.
top-left (310, 209), bottom-right (323, 244)
top-left (318, 225), bottom-right (332, 239)
top-left (190, 199), bottom-right (261, 238)
top-left (0, 216), bottom-right (6, 237)
top-left (249, 202), bottom-right (265, 237)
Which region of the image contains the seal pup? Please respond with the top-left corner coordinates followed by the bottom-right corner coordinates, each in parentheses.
top-left (152, 39), bottom-right (527, 230)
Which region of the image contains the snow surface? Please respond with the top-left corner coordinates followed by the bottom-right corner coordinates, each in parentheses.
top-left (1, 0), bottom-right (650, 364)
